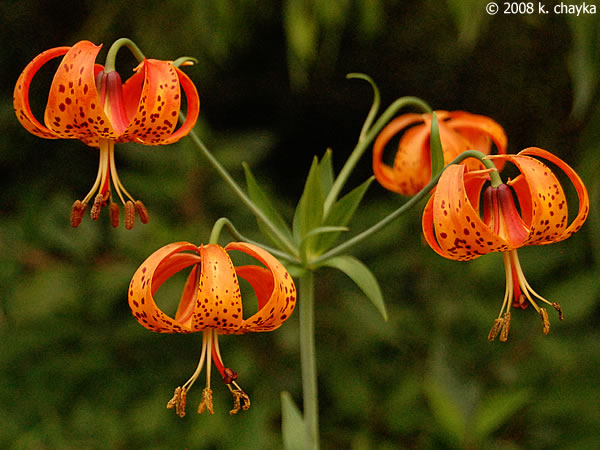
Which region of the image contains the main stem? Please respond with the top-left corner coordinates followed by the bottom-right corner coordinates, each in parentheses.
top-left (299, 271), bottom-right (319, 450)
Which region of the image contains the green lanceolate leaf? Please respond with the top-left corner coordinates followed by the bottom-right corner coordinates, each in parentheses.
top-left (293, 157), bottom-right (325, 249)
top-left (316, 176), bottom-right (374, 253)
top-left (320, 255), bottom-right (387, 320)
top-left (281, 391), bottom-right (309, 450)
top-left (243, 163), bottom-right (294, 250)
top-left (318, 149), bottom-right (335, 196)
top-left (429, 111), bottom-right (444, 179)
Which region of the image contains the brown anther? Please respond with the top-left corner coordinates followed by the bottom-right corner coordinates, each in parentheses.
top-left (70, 200), bottom-right (87, 227)
top-left (552, 302), bottom-right (564, 320)
top-left (499, 311), bottom-right (511, 342)
top-left (228, 387), bottom-right (250, 415)
top-left (135, 200), bottom-right (149, 224)
top-left (166, 386), bottom-right (187, 418)
top-left (223, 367), bottom-right (238, 385)
top-left (488, 318), bottom-right (504, 341)
top-left (90, 193), bottom-right (105, 220)
top-left (540, 308), bottom-right (550, 335)
top-left (198, 387), bottom-right (214, 415)
top-left (124, 200), bottom-right (135, 230)
top-left (109, 203), bottom-right (120, 228)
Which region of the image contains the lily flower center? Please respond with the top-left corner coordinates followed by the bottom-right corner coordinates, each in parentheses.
top-left (166, 329), bottom-right (250, 417)
top-left (483, 184), bottom-right (529, 248)
top-left (97, 70), bottom-right (129, 135)
top-left (71, 71), bottom-right (147, 229)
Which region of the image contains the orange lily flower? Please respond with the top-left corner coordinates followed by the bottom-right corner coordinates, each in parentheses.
top-left (13, 40), bottom-right (200, 228)
top-left (128, 241), bottom-right (296, 415)
top-left (422, 147), bottom-right (589, 341)
top-left (373, 110), bottom-right (507, 195)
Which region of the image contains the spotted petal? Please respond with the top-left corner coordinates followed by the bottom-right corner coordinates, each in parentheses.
top-left (373, 110), bottom-right (507, 196)
top-left (190, 244), bottom-right (244, 333)
top-left (44, 41), bottom-right (116, 146)
top-left (422, 164), bottom-right (509, 261)
top-left (490, 147), bottom-right (590, 246)
top-left (120, 59), bottom-right (200, 145)
top-left (226, 242), bottom-right (297, 333)
top-left (372, 113), bottom-right (427, 194)
top-left (14, 46), bottom-right (70, 140)
top-left (129, 242), bottom-right (201, 333)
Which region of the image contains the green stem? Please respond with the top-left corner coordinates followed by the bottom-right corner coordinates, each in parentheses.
top-left (323, 96), bottom-right (432, 215)
top-left (208, 217), bottom-right (300, 263)
top-left (313, 150), bottom-right (495, 265)
top-left (299, 271), bottom-right (319, 450)
top-left (185, 124), bottom-right (299, 258)
top-left (104, 38), bottom-right (145, 73)
top-left (346, 73), bottom-right (381, 143)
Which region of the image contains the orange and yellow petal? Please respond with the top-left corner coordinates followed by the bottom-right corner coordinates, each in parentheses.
top-left (446, 111), bottom-right (508, 170)
top-left (226, 242), bottom-right (297, 333)
top-left (519, 147), bottom-right (589, 242)
top-left (120, 59), bottom-right (180, 144)
top-left (422, 164), bottom-right (509, 261)
top-left (190, 244), bottom-right (244, 333)
top-left (160, 66), bottom-right (200, 145)
top-left (487, 147), bottom-right (589, 247)
top-left (44, 41), bottom-right (118, 145)
top-left (14, 46), bottom-right (70, 140)
top-left (372, 113), bottom-right (428, 195)
top-left (129, 242), bottom-right (201, 333)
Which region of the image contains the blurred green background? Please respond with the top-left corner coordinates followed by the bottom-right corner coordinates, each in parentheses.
top-left (1, 1), bottom-right (599, 448)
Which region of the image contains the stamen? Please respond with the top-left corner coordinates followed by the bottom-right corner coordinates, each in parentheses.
top-left (540, 308), bottom-right (550, 335)
top-left (166, 386), bottom-right (187, 418)
top-left (124, 200), bottom-right (135, 230)
top-left (488, 318), bottom-right (504, 341)
top-left (109, 203), bottom-right (120, 228)
top-left (499, 311), bottom-right (511, 342)
top-left (135, 200), bottom-right (149, 224)
top-left (552, 302), bottom-right (564, 320)
top-left (71, 200), bottom-right (87, 227)
top-left (90, 191), bottom-right (109, 220)
top-left (198, 387), bottom-right (214, 415)
top-left (227, 383), bottom-right (250, 415)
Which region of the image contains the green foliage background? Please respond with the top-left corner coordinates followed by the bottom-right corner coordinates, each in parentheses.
top-left (1, 1), bottom-right (599, 448)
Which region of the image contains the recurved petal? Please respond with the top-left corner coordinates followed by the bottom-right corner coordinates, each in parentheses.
top-left (495, 153), bottom-right (567, 246)
top-left (129, 242), bottom-right (201, 333)
top-left (191, 244), bottom-right (244, 333)
top-left (423, 164), bottom-right (509, 261)
top-left (14, 46), bottom-right (70, 140)
top-left (394, 122), bottom-right (432, 191)
top-left (509, 147), bottom-right (589, 245)
top-left (447, 111), bottom-right (508, 171)
top-left (225, 242), bottom-right (297, 333)
top-left (44, 41), bottom-right (118, 144)
top-left (160, 66), bottom-right (200, 145)
top-left (372, 113), bottom-right (426, 194)
top-left (119, 59), bottom-right (181, 144)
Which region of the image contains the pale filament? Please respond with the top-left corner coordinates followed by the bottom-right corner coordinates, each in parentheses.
top-left (509, 249), bottom-right (554, 312)
top-left (81, 139), bottom-right (110, 205)
top-left (497, 251), bottom-right (514, 318)
top-left (107, 139), bottom-right (136, 204)
top-left (182, 330), bottom-right (209, 392)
